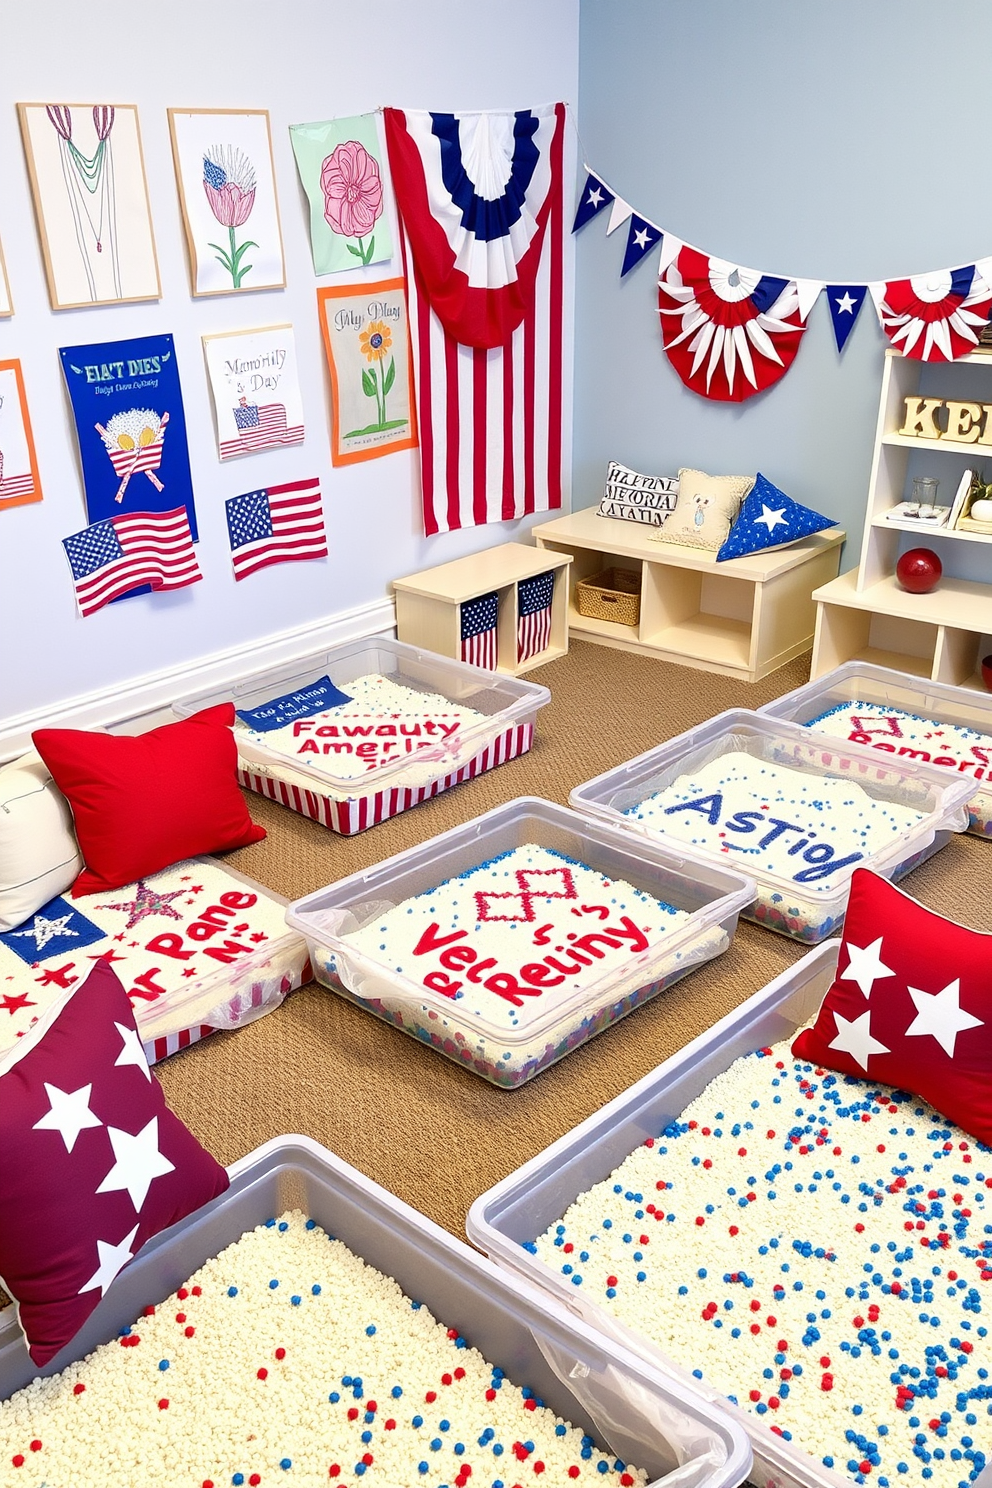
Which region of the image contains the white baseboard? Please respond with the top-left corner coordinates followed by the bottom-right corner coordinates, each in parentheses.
top-left (0, 596), bottom-right (396, 762)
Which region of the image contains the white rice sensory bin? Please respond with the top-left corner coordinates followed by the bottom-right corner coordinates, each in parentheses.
top-left (533, 1034), bottom-right (992, 1488)
top-left (0, 1209), bottom-right (649, 1488)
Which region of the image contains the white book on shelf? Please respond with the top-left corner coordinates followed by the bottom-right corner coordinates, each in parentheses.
top-left (949, 468), bottom-right (975, 529)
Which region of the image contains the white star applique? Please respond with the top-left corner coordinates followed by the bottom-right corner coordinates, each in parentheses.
top-left (113, 1021), bottom-right (151, 1082)
top-left (10, 912), bottom-right (77, 952)
top-left (586, 185), bottom-right (604, 209)
top-left (78, 1223), bottom-right (140, 1297)
top-left (835, 291), bottom-right (857, 315)
top-left (828, 1009), bottom-right (890, 1071)
top-left (95, 1117), bottom-right (175, 1212)
top-left (840, 936), bottom-right (895, 999)
top-left (633, 227), bottom-right (652, 249)
top-left (754, 504), bottom-right (788, 534)
top-left (904, 978), bottom-right (984, 1059)
top-left (32, 1082), bottom-right (102, 1153)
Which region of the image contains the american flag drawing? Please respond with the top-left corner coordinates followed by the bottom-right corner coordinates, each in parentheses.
top-left (225, 477), bottom-right (328, 582)
top-left (0, 472), bottom-right (36, 500)
top-left (62, 507), bottom-right (201, 617)
top-left (517, 570), bottom-right (555, 664)
top-left (220, 402), bottom-right (305, 461)
top-left (460, 590), bottom-right (499, 670)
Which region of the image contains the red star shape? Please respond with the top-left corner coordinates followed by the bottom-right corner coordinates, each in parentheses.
top-left (89, 948), bottom-right (126, 965)
top-left (250, 932), bottom-right (267, 943)
top-left (190, 885), bottom-right (204, 894)
top-left (182, 967), bottom-right (198, 978)
top-left (114, 933), bottom-right (126, 942)
top-left (34, 963), bottom-right (77, 988)
top-left (1, 991), bottom-right (37, 1015)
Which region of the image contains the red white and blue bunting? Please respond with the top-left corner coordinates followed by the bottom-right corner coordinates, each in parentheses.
top-left (574, 166), bottom-right (992, 399)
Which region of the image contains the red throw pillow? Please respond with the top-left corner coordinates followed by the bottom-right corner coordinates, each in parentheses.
top-left (793, 868), bottom-right (992, 1144)
top-left (0, 960), bottom-right (229, 1366)
top-left (33, 704), bottom-right (265, 896)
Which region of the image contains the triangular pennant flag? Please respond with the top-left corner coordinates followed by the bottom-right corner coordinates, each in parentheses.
top-left (620, 215), bottom-right (660, 277)
top-left (572, 171), bottom-right (614, 234)
top-left (795, 278), bottom-right (825, 323)
top-left (826, 284), bottom-right (869, 351)
top-left (657, 233), bottom-right (682, 277)
top-left (606, 196), bottom-right (633, 235)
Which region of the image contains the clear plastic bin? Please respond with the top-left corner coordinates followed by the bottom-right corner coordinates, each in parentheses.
top-left (757, 660), bottom-right (992, 839)
top-left (286, 797), bottom-right (756, 1089)
top-left (569, 709), bottom-right (973, 943)
top-left (467, 944), bottom-right (855, 1488)
top-left (174, 637), bottom-right (550, 835)
top-left (0, 1135), bottom-right (753, 1488)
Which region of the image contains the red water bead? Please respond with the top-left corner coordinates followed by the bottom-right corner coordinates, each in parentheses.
top-left (176, 1312), bottom-right (187, 1323)
top-left (819, 1355), bottom-right (831, 1367)
top-left (177, 1288), bottom-right (189, 1300)
top-left (749, 1300), bottom-right (762, 1312)
top-left (250, 1477), bottom-right (261, 1486)
top-left (192, 1286), bottom-right (202, 1297)
top-left (694, 1216), bottom-right (705, 1227)
top-left (854, 1223), bottom-right (865, 1233)
top-left (568, 1470), bottom-right (580, 1480)
top-left (347, 1407), bottom-right (359, 1421)
top-left (833, 1147), bottom-right (842, 1156)
top-left (877, 1145), bottom-right (886, 1153)
top-left (329, 1469), bottom-right (341, 1479)
top-left (737, 1147), bottom-right (747, 1157)
top-left (158, 1399), bottom-right (169, 1410)
top-left (607, 1276), bottom-right (618, 1288)
top-left (688, 1121), bottom-right (698, 1129)
top-left (860, 1462), bottom-right (872, 1475)
top-left (486, 1389), bottom-right (497, 1401)
top-left (426, 1390), bottom-right (437, 1403)
top-left (750, 1324), bottom-right (761, 1335)
top-left (362, 1454), bottom-right (374, 1467)
top-left (185, 1327), bottom-right (196, 1338)
top-left (523, 1398), bottom-right (537, 1411)
top-left (203, 1481), bottom-right (215, 1487)
top-left (143, 1305), bottom-right (156, 1317)
top-left (768, 1397), bottom-right (780, 1410)
top-left (746, 1193), bottom-right (756, 1203)
top-left (442, 1373), bottom-right (454, 1386)
top-left (655, 1180), bottom-right (666, 1191)
top-left (780, 1368), bottom-right (793, 1382)
top-left (749, 1390), bottom-right (761, 1402)
top-left (562, 1243), bottom-right (573, 1254)
top-left (645, 1138), bottom-right (655, 1148)
top-left (621, 1476), bottom-right (634, 1487)
top-left (258, 1368), bottom-right (269, 1381)
top-left (701, 1127), bottom-right (711, 1136)
top-left (72, 1383), bottom-right (85, 1396)
top-left (702, 1159), bottom-right (713, 1170)
top-left (274, 1348), bottom-right (286, 1360)
top-left (534, 1464), bottom-right (545, 1475)
top-left (11, 1457), bottom-right (24, 1469)
top-left (961, 1340), bottom-right (974, 1353)
top-left (935, 1365), bottom-right (948, 1377)
top-left (366, 1401), bottom-right (377, 1413)
top-left (639, 1235), bottom-right (649, 1246)
top-left (29, 1443), bottom-right (41, 1454)
top-left (777, 1340), bottom-right (788, 1352)
top-left (728, 1225), bottom-right (739, 1237)
top-left (766, 1315), bottom-right (777, 1327)
top-left (821, 1374), bottom-right (834, 1391)
top-left (654, 1210), bottom-right (666, 1222)
top-left (766, 1131), bottom-right (776, 1140)
top-left (853, 1316), bottom-right (865, 1328)
top-left (454, 1369), bottom-right (466, 1381)
top-left (891, 1281), bottom-right (902, 1295)
top-left (385, 1419), bottom-right (396, 1430)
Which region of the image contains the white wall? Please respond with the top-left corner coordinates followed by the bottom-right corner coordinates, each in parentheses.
top-left (0, 0), bottom-right (578, 733)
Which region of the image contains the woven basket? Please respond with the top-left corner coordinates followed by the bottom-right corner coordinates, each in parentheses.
top-left (575, 567), bottom-right (641, 627)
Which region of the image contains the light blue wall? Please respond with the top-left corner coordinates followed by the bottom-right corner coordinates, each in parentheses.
top-left (574, 0), bottom-right (992, 567)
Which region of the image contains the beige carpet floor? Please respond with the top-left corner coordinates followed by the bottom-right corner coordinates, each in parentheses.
top-left (148, 640), bottom-right (992, 1241)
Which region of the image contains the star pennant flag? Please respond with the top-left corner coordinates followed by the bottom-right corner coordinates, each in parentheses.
top-left (572, 171), bottom-right (614, 234)
top-left (826, 284), bottom-right (868, 352)
top-left (62, 507), bottom-right (201, 618)
top-left (868, 264), bottom-right (992, 362)
top-left (225, 477), bottom-right (327, 581)
top-left (621, 215), bottom-right (661, 278)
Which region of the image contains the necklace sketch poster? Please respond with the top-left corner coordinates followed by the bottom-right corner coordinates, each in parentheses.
top-left (59, 333), bottom-right (197, 537)
top-left (18, 103), bottom-right (160, 310)
top-left (203, 325), bottom-right (305, 461)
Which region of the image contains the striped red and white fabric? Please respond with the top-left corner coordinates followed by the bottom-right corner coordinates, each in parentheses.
top-left (62, 506), bottom-right (202, 617)
top-left (516, 569), bottom-right (554, 664)
top-left (0, 473), bottom-right (35, 500)
top-left (225, 477), bottom-right (328, 581)
top-left (220, 403), bottom-right (304, 460)
top-left (386, 104), bottom-right (566, 536)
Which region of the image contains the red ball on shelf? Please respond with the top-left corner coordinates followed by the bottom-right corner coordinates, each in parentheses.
top-left (896, 547), bottom-right (942, 594)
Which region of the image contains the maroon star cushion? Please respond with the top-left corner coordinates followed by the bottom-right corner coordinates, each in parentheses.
top-left (793, 869), bottom-right (992, 1144)
top-left (0, 960), bottom-right (229, 1366)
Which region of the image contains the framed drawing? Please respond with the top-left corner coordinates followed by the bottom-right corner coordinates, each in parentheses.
top-left (0, 361), bottom-right (42, 510)
top-left (317, 278), bottom-right (417, 466)
top-left (168, 109), bottom-right (286, 296)
top-left (289, 113), bottom-right (393, 274)
top-left (203, 324), bottom-right (305, 460)
top-left (17, 103), bottom-right (160, 309)
top-left (0, 239), bottom-right (12, 317)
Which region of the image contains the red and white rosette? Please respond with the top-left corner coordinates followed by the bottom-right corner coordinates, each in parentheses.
top-left (868, 263), bottom-right (992, 362)
top-left (658, 244), bottom-right (816, 402)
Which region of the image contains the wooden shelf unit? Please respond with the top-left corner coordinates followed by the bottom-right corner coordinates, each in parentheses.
top-left (812, 347), bottom-right (992, 684)
top-left (531, 507), bottom-right (845, 684)
top-left (393, 542), bottom-right (572, 677)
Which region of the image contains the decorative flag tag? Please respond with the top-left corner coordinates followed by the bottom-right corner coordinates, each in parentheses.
top-left (826, 284), bottom-right (868, 352)
top-left (621, 215), bottom-right (660, 277)
top-left (236, 677), bottom-right (353, 733)
top-left (572, 172), bottom-right (614, 234)
top-left (869, 265), bottom-right (992, 362)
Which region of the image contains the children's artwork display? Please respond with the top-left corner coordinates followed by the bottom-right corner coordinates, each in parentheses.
top-left (203, 325), bottom-right (304, 461)
top-left (59, 334), bottom-right (197, 539)
top-left (0, 361), bottom-right (42, 511)
top-left (168, 109), bottom-right (285, 296)
top-left (0, 240), bottom-right (12, 317)
top-left (289, 113), bottom-right (392, 274)
top-left (18, 103), bottom-right (160, 309)
top-left (316, 279), bottom-right (417, 466)
top-left (62, 506), bottom-right (202, 617)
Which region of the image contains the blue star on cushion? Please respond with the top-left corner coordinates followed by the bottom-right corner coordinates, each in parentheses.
top-left (0, 897), bottom-right (105, 966)
top-left (716, 472), bottom-right (837, 562)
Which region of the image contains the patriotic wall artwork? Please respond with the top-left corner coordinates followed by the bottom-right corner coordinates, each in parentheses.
top-left (0, 361), bottom-right (42, 512)
top-left (316, 278), bottom-right (417, 466)
top-left (62, 506), bottom-right (201, 617)
top-left (384, 103), bottom-right (566, 536)
top-left (168, 109), bottom-right (285, 296)
top-left (225, 477), bottom-right (328, 581)
top-left (289, 113), bottom-right (393, 275)
top-left (203, 325), bottom-right (305, 462)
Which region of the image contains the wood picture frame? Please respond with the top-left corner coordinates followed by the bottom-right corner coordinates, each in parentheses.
top-left (17, 102), bottom-right (161, 310)
top-left (168, 108), bottom-right (286, 297)
top-left (0, 360), bottom-right (43, 510)
top-left (0, 238), bottom-right (12, 317)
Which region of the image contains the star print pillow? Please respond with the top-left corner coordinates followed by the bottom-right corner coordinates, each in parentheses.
top-left (0, 959), bottom-right (228, 1367)
top-left (792, 869), bottom-right (992, 1144)
top-left (716, 472), bottom-right (837, 561)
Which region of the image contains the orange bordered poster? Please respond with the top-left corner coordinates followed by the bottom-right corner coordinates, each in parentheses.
top-left (317, 277), bottom-right (417, 467)
top-left (0, 360), bottom-right (42, 511)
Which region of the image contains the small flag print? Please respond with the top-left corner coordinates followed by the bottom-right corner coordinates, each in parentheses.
top-left (62, 506), bottom-right (201, 617)
top-left (225, 477), bottom-right (328, 581)
top-left (516, 570), bottom-right (554, 664)
top-left (460, 590), bottom-right (499, 670)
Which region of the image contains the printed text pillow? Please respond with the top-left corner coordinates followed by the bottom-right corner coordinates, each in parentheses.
top-left (655, 468), bottom-right (754, 552)
top-left (793, 869), bottom-right (992, 1144)
top-left (0, 960), bottom-right (229, 1366)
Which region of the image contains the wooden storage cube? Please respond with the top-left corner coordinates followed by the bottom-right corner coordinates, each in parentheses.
top-left (934, 626), bottom-right (992, 690)
top-left (575, 566), bottom-right (641, 626)
top-left (812, 599), bottom-right (938, 678)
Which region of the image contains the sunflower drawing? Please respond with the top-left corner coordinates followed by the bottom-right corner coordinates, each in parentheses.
top-left (359, 320), bottom-right (391, 362)
top-left (348, 320), bottom-right (406, 437)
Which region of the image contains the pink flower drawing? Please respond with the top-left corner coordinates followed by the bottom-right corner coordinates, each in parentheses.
top-left (202, 146), bottom-right (258, 288)
top-left (321, 141), bottom-right (383, 265)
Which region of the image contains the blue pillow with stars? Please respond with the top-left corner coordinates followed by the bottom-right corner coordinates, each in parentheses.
top-left (716, 472), bottom-right (836, 562)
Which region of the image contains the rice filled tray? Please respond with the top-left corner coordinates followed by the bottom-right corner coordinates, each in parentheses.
top-left (569, 710), bottom-right (973, 944)
top-left (174, 638), bottom-right (550, 836)
top-left (0, 1135), bottom-right (752, 1488)
top-left (759, 662), bottom-right (992, 839)
top-left (286, 797), bottom-right (755, 1089)
top-left (0, 858), bottom-right (308, 1065)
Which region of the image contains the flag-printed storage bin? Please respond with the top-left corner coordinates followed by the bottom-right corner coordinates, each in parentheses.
top-left (174, 637), bottom-right (550, 836)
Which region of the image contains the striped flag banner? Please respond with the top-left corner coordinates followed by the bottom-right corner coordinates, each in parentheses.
top-left (220, 402), bottom-right (305, 461)
top-left (62, 507), bottom-right (201, 617)
top-left (460, 590), bottom-right (499, 670)
top-left (517, 569), bottom-right (554, 664)
top-left (225, 477), bottom-right (328, 582)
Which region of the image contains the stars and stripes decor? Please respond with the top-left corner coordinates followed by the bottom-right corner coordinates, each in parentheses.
top-left (219, 402), bottom-right (304, 460)
top-left (225, 477), bottom-right (327, 582)
top-left (384, 104), bottom-right (566, 535)
top-left (460, 590), bottom-right (499, 670)
top-left (62, 507), bottom-right (201, 617)
top-left (516, 569), bottom-right (554, 664)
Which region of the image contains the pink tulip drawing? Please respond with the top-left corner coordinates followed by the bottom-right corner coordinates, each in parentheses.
top-left (203, 145), bottom-right (258, 288)
top-left (321, 140), bottom-right (383, 266)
